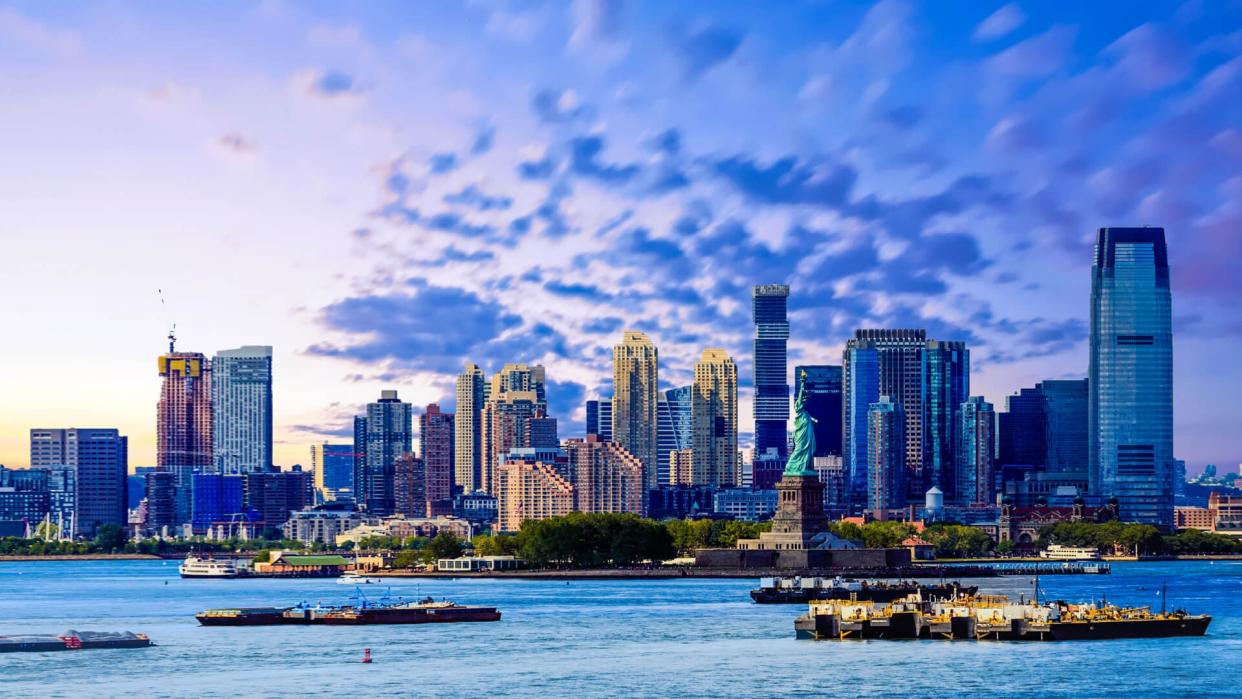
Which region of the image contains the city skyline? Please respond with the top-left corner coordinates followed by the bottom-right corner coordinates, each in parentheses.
top-left (1, 2), bottom-right (1239, 474)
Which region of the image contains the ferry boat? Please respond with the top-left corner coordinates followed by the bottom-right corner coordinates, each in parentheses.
top-left (337, 574), bottom-right (383, 585)
top-left (0, 630), bottom-right (152, 653)
top-left (196, 592), bottom-right (501, 627)
top-left (180, 555), bottom-right (248, 579)
top-left (751, 576), bottom-right (976, 604)
top-left (1040, 544), bottom-right (1102, 560)
top-left (794, 587), bottom-right (1210, 641)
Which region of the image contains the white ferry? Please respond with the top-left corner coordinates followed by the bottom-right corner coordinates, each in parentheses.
top-left (180, 555), bottom-right (248, 579)
top-left (1039, 544), bottom-right (1101, 560)
top-left (337, 574), bottom-right (383, 585)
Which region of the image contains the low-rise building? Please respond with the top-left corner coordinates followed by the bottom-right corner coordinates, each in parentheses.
top-left (713, 488), bottom-right (778, 521)
top-left (436, 555), bottom-right (524, 572)
top-left (1175, 506), bottom-right (1214, 531)
top-left (335, 515), bottom-right (474, 546)
top-left (282, 508), bottom-right (369, 546)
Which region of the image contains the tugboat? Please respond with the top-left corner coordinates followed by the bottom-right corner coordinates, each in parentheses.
top-left (751, 576), bottom-right (975, 604)
top-left (197, 591), bottom-right (501, 626)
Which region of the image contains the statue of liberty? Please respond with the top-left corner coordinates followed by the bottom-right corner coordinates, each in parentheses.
top-left (784, 370), bottom-right (817, 477)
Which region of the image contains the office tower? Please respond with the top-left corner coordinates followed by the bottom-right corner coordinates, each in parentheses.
top-left (793, 365), bottom-right (843, 456)
top-left (657, 385), bottom-right (692, 486)
top-left (843, 340), bottom-right (880, 505)
top-left (30, 428), bottom-right (128, 536)
top-left (923, 340), bottom-right (970, 500)
top-left (157, 347), bottom-right (212, 524)
top-left (455, 363), bottom-right (487, 493)
top-left (753, 284), bottom-right (790, 458)
top-left (1090, 227), bottom-right (1174, 526)
top-left (492, 363), bottom-right (547, 407)
top-left (669, 448), bottom-right (694, 486)
top-left (0, 466), bottom-right (50, 523)
top-left (356, 390), bottom-right (413, 515)
top-left (191, 473), bottom-right (244, 532)
top-left (483, 382), bottom-right (542, 494)
top-left (242, 468), bottom-right (314, 530)
top-left (999, 386), bottom-right (1046, 467)
top-left (814, 455), bottom-right (848, 514)
top-left (612, 330), bottom-right (660, 489)
top-left (495, 459), bottom-right (574, 532)
top-left (313, 443), bottom-right (354, 496)
top-left (692, 349), bottom-right (739, 487)
top-left (393, 453), bottom-right (426, 518)
top-left (866, 396), bottom-right (905, 515)
top-left (211, 345), bottom-right (273, 474)
top-left (46, 465), bottom-right (76, 536)
top-left (956, 397), bottom-right (995, 506)
top-left (144, 471), bottom-right (177, 533)
top-left (525, 412), bottom-right (559, 449)
top-left (565, 436), bottom-right (645, 515)
top-left (1042, 380), bottom-right (1089, 475)
top-left (421, 404), bottom-right (455, 515)
top-left (585, 397), bottom-right (613, 440)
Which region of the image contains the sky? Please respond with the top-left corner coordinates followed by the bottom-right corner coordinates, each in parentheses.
top-left (0, 1), bottom-right (1239, 475)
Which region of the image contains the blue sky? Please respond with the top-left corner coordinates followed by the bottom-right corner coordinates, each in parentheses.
top-left (0, 1), bottom-right (1239, 473)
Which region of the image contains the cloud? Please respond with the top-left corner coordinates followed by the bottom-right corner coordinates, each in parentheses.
top-left (532, 88), bottom-right (592, 123)
top-left (985, 116), bottom-right (1044, 152)
top-left (668, 22), bottom-right (743, 81)
top-left (986, 25), bottom-right (1077, 80)
top-left (973, 4), bottom-right (1025, 42)
top-left (0, 8), bottom-right (82, 55)
top-left (1104, 23), bottom-right (1191, 91)
top-left (570, 135), bottom-right (641, 183)
top-left (711, 154), bottom-right (856, 207)
top-left (444, 184), bottom-right (512, 211)
top-left (569, 0), bottom-right (626, 49)
top-left (217, 132), bottom-right (258, 155)
top-left (303, 69), bottom-right (363, 98)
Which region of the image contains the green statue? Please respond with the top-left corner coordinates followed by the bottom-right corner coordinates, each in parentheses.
top-left (784, 370), bottom-right (817, 477)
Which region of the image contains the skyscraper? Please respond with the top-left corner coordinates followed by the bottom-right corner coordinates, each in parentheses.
top-left (483, 365), bottom-right (546, 494)
top-left (998, 386), bottom-right (1046, 468)
top-left (753, 284), bottom-right (790, 458)
top-left (657, 385), bottom-right (692, 486)
top-left (612, 330), bottom-right (659, 490)
top-left (692, 349), bottom-right (738, 487)
top-left (421, 403), bottom-right (455, 515)
top-left (312, 443), bottom-right (354, 497)
top-left (565, 436), bottom-right (645, 516)
top-left (495, 458), bottom-right (574, 532)
top-left (792, 365), bottom-right (843, 457)
top-left (585, 397), bottom-right (613, 441)
top-left (29, 429), bottom-right (128, 536)
top-left (157, 347), bottom-right (212, 524)
top-left (1090, 227), bottom-right (1173, 526)
top-left (1042, 379), bottom-right (1089, 475)
top-left (357, 390), bottom-right (413, 515)
top-left (211, 345), bottom-right (273, 474)
top-left (393, 453), bottom-right (426, 518)
top-left (923, 340), bottom-right (970, 500)
top-left (956, 396), bottom-right (995, 506)
top-left (866, 396), bottom-right (905, 515)
top-left (454, 363), bottom-right (487, 493)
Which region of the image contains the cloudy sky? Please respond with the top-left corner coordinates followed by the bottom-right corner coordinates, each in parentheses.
top-left (0, 1), bottom-right (1238, 474)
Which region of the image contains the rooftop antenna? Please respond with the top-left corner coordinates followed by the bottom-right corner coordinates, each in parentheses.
top-left (158, 289), bottom-right (176, 353)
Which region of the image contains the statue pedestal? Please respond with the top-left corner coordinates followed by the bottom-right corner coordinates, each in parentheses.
top-left (739, 474), bottom-right (825, 550)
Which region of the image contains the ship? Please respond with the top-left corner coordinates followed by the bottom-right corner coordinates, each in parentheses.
top-left (1039, 544), bottom-right (1102, 560)
top-left (751, 577), bottom-right (976, 604)
top-left (794, 586), bottom-right (1211, 641)
top-left (197, 593), bottom-right (501, 626)
top-left (180, 555), bottom-right (249, 579)
top-left (0, 630), bottom-right (152, 653)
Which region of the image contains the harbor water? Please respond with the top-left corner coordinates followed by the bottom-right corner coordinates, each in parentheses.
top-left (1, 560), bottom-right (1239, 698)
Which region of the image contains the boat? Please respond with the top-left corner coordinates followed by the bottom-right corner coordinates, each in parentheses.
top-left (795, 587), bottom-right (1211, 641)
top-left (750, 576), bottom-right (976, 604)
top-left (1040, 544), bottom-right (1102, 560)
top-left (0, 630), bottom-right (153, 653)
top-left (180, 555), bottom-right (248, 579)
top-left (197, 592), bottom-right (501, 626)
top-left (337, 574), bottom-right (383, 585)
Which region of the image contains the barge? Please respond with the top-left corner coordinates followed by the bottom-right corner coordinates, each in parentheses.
top-left (197, 595), bottom-right (501, 626)
top-left (795, 592), bottom-right (1210, 641)
top-left (751, 577), bottom-right (976, 604)
top-left (0, 630), bottom-right (152, 653)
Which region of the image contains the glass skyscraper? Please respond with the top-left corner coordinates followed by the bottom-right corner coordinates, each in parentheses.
top-left (356, 390), bottom-right (413, 515)
top-left (955, 396), bottom-right (995, 506)
top-left (1089, 227), bottom-right (1173, 527)
top-left (656, 386), bottom-right (691, 486)
top-left (923, 341), bottom-right (970, 501)
top-left (212, 345), bottom-right (273, 474)
top-left (752, 284), bottom-right (790, 458)
top-left (793, 365), bottom-right (843, 457)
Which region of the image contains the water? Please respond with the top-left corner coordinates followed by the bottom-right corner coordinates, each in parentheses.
top-left (1, 560), bottom-right (1239, 698)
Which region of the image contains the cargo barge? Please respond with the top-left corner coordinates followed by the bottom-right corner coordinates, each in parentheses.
top-left (0, 630), bottom-right (152, 653)
top-left (197, 596), bottom-right (501, 626)
top-left (794, 591), bottom-right (1210, 641)
top-left (751, 577), bottom-right (976, 604)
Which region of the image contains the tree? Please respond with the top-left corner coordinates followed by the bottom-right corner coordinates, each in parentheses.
top-left (994, 540), bottom-right (1016, 556)
top-left (392, 549), bottom-right (422, 569)
top-left (423, 532), bottom-right (464, 563)
top-left (93, 524), bottom-right (127, 553)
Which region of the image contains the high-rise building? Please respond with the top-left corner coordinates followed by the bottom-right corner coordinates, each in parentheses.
top-left (999, 386), bottom-right (1046, 467)
top-left (356, 390), bottom-right (413, 515)
top-left (1090, 227), bottom-right (1174, 526)
top-left (191, 472), bottom-right (244, 531)
top-left (668, 448), bottom-right (694, 486)
top-left (753, 284), bottom-right (790, 457)
top-left (30, 428), bottom-right (128, 536)
top-left (866, 396), bottom-right (906, 515)
top-left (393, 453), bottom-right (426, 518)
top-left (612, 330), bottom-right (659, 490)
top-left (585, 397), bottom-right (613, 441)
top-left (483, 386), bottom-right (541, 495)
top-left (211, 345), bottom-right (273, 474)
top-left (525, 411), bottom-right (559, 449)
top-left (242, 468), bottom-right (314, 531)
top-left (565, 436), bottom-right (645, 516)
top-left (455, 363), bottom-right (487, 493)
top-left (792, 365), bottom-right (843, 456)
top-left (312, 443), bottom-right (354, 497)
top-left (956, 397), bottom-right (995, 506)
top-left (0, 466), bottom-right (50, 524)
top-left (495, 459), bottom-right (574, 532)
top-left (657, 385), bottom-right (692, 485)
top-left (923, 340), bottom-right (970, 500)
top-left (144, 471), bottom-right (177, 533)
top-left (420, 404), bottom-right (455, 515)
top-left (692, 349), bottom-right (738, 487)
top-left (1042, 379), bottom-right (1089, 475)
top-left (157, 348), bottom-right (212, 524)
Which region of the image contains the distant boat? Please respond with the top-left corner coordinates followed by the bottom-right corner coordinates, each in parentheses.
top-left (180, 555), bottom-right (247, 579)
top-left (1040, 545), bottom-right (1101, 561)
top-left (338, 574), bottom-right (383, 585)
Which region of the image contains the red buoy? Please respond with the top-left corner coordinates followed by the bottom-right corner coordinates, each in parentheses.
top-left (362, 648), bottom-right (372, 664)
